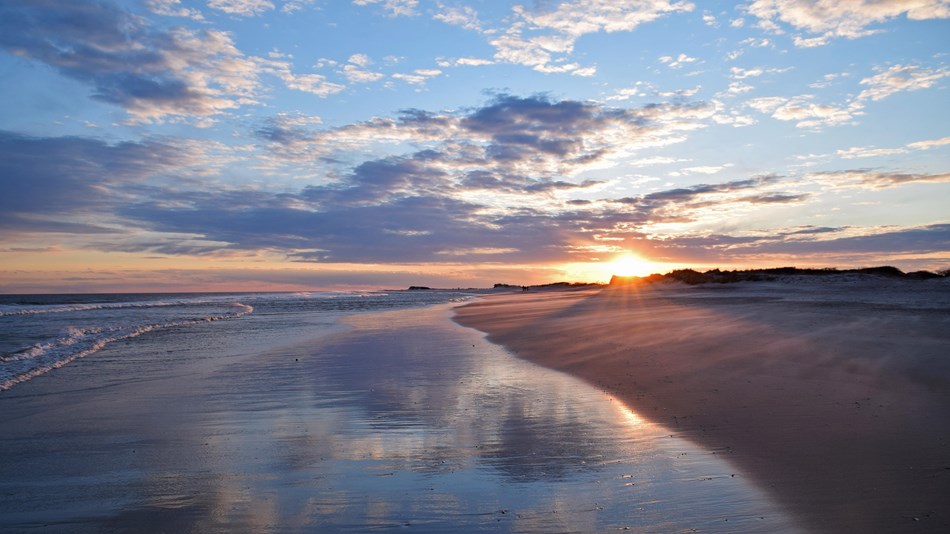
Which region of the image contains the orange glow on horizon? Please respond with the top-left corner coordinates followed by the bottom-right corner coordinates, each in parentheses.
top-left (609, 252), bottom-right (654, 277)
top-left (558, 252), bottom-right (676, 284)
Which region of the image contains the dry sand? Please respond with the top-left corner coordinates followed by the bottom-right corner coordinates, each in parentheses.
top-left (454, 279), bottom-right (950, 533)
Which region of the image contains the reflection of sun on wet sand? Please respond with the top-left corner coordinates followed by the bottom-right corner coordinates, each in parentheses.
top-left (454, 275), bottom-right (950, 533)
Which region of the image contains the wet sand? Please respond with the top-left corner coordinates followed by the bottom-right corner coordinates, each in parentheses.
top-left (453, 279), bottom-right (950, 533)
top-left (0, 303), bottom-right (797, 532)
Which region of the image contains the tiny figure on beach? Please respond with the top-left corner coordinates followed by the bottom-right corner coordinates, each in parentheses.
top-left (522, 285), bottom-right (529, 292)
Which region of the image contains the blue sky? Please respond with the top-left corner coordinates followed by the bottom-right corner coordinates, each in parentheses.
top-left (1, 0), bottom-right (948, 291)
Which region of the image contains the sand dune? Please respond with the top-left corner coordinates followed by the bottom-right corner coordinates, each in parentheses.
top-left (454, 278), bottom-right (950, 533)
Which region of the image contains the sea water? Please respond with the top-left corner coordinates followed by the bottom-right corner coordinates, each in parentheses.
top-left (0, 291), bottom-right (799, 532)
top-left (0, 291), bottom-right (475, 391)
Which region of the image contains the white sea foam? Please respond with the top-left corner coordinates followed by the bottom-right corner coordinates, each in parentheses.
top-left (0, 297), bottom-right (231, 317)
top-left (0, 290), bottom-right (478, 393)
top-left (0, 302), bottom-right (253, 391)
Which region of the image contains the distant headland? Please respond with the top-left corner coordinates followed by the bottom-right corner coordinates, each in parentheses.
top-left (609, 266), bottom-right (948, 286)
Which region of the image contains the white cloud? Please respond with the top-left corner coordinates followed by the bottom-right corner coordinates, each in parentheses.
top-left (731, 66), bottom-right (764, 79)
top-left (682, 164), bottom-right (733, 174)
top-left (703, 11), bottom-right (718, 27)
top-left (747, 95), bottom-right (861, 129)
top-left (907, 136), bottom-right (950, 150)
top-left (282, 0), bottom-right (317, 13)
top-left (456, 57), bottom-right (494, 67)
top-left (353, 0), bottom-right (418, 17)
top-left (836, 146), bottom-right (908, 159)
top-left (259, 56), bottom-right (346, 96)
top-left (146, 0), bottom-right (204, 20)
top-left (659, 53), bottom-right (698, 69)
top-left (727, 81), bottom-right (755, 94)
top-left (313, 58), bottom-right (339, 68)
top-left (489, 1), bottom-right (693, 75)
top-left (279, 72), bottom-right (346, 96)
top-left (808, 169), bottom-right (950, 189)
top-left (745, 63), bottom-right (946, 130)
top-left (656, 85), bottom-right (702, 98)
top-left (342, 64), bottom-right (385, 83)
top-left (857, 64), bottom-right (950, 102)
top-left (838, 136), bottom-right (950, 158)
top-left (808, 71), bottom-right (850, 89)
top-left (433, 4), bottom-right (482, 31)
top-left (207, 0), bottom-right (275, 17)
top-left (747, 0), bottom-right (950, 46)
top-left (340, 54), bottom-right (384, 83)
top-left (605, 83), bottom-right (648, 101)
top-left (745, 96), bottom-right (787, 113)
top-left (348, 53), bottom-right (372, 67)
top-left (392, 68), bottom-right (443, 85)
top-left (516, 0), bottom-right (695, 36)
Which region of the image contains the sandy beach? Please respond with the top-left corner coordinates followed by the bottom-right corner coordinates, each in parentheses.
top-left (454, 278), bottom-right (950, 532)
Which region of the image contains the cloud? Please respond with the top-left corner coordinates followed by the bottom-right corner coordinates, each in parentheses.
top-left (257, 93), bottom-right (715, 179)
top-left (146, 0), bottom-right (205, 20)
top-left (857, 64), bottom-right (950, 102)
top-left (745, 63), bottom-right (945, 129)
top-left (0, 130), bottom-right (207, 235)
top-left (0, 93), bottom-right (727, 264)
top-left (517, 0), bottom-right (695, 36)
top-left (836, 146), bottom-right (908, 159)
top-left (207, 0), bottom-right (275, 16)
top-left (433, 4), bottom-right (483, 31)
top-left (353, 0), bottom-right (418, 17)
top-left (747, 95), bottom-right (860, 129)
top-left (747, 0), bottom-right (950, 46)
top-left (5, 120), bottom-right (944, 270)
top-left (726, 81), bottom-right (755, 95)
top-left (719, 224), bottom-right (950, 257)
top-left (437, 57), bottom-right (495, 68)
top-left (659, 53), bottom-right (698, 69)
top-left (392, 69), bottom-right (443, 85)
top-left (340, 54), bottom-right (385, 83)
top-left (907, 136), bottom-right (950, 150)
top-left (0, 1), bottom-right (272, 123)
top-left (605, 83), bottom-right (648, 101)
top-left (680, 164), bottom-right (733, 174)
top-left (808, 169), bottom-right (950, 189)
top-left (489, 0), bottom-right (693, 75)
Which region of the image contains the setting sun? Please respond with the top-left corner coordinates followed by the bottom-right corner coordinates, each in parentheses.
top-left (609, 253), bottom-right (654, 278)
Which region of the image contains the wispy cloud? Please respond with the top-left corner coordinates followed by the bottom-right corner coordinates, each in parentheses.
top-left (747, 0), bottom-right (950, 47)
top-left (208, 0), bottom-right (275, 17)
top-left (746, 94), bottom-right (860, 129)
top-left (341, 54), bottom-right (385, 83)
top-left (489, 0), bottom-right (694, 76)
top-left (659, 53), bottom-right (698, 69)
top-left (857, 64), bottom-right (950, 101)
top-left (433, 4), bottom-right (483, 31)
top-left (742, 62), bottom-right (947, 130)
top-left (146, 0), bottom-right (205, 20)
top-left (353, 0), bottom-right (419, 17)
top-left (807, 169), bottom-right (950, 189)
top-left (391, 68), bottom-right (443, 86)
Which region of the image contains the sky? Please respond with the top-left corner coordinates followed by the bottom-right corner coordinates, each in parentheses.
top-left (1, 0), bottom-right (948, 292)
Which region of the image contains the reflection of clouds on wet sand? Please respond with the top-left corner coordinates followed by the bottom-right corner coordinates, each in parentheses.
top-left (0, 304), bottom-right (799, 532)
top-left (177, 305), bottom-right (798, 532)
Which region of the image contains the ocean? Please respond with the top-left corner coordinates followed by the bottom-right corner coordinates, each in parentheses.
top-left (0, 290), bottom-right (476, 392)
top-left (0, 290), bottom-right (798, 532)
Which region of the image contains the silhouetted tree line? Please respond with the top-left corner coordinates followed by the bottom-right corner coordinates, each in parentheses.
top-left (611, 266), bottom-right (948, 286)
